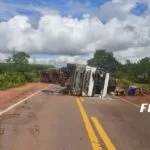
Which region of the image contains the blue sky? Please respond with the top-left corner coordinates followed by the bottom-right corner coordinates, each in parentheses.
top-left (0, 0), bottom-right (148, 30)
top-left (1, 0), bottom-right (109, 6)
top-left (131, 2), bottom-right (148, 16)
top-left (1, 0), bottom-right (148, 19)
top-left (0, 0), bottom-right (110, 19)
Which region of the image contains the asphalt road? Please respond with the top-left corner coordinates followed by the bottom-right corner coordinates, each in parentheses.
top-left (0, 85), bottom-right (150, 150)
top-left (84, 97), bottom-right (150, 150)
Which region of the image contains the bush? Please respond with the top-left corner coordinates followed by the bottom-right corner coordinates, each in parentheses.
top-left (23, 72), bottom-right (40, 82)
top-left (135, 78), bottom-right (149, 84)
top-left (0, 72), bottom-right (40, 90)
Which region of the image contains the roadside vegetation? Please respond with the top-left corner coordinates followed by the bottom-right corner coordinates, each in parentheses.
top-left (0, 52), bottom-right (53, 90)
top-left (88, 50), bottom-right (150, 93)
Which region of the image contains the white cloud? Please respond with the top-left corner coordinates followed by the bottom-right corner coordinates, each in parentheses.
top-left (0, 0), bottom-right (149, 66)
top-left (97, 0), bottom-right (136, 22)
top-left (114, 46), bottom-right (150, 64)
top-left (29, 55), bottom-right (87, 67)
top-left (0, 13), bottom-right (149, 55)
top-left (0, 53), bottom-right (8, 62)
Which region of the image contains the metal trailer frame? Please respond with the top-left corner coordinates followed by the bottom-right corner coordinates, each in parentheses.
top-left (71, 64), bottom-right (86, 96)
top-left (102, 73), bottom-right (110, 98)
top-left (82, 66), bottom-right (96, 97)
top-left (71, 65), bottom-right (110, 98)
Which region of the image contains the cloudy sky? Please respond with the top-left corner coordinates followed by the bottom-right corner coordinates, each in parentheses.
top-left (0, 0), bottom-right (149, 66)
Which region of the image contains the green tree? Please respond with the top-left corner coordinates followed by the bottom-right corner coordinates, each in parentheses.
top-left (125, 60), bottom-right (131, 65)
top-left (120, 57), bottom-right (150, 83)
top-left (88, 50), bottom-right (120, 72)
top-left (5, 52), bottom-right (30, 72)
top-left (12, 52), bottom-right (30, 64)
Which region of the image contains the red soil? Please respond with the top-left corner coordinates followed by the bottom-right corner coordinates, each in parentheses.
top-left (0, 83), bottom-right (48, 109)
top-left (120, 94), bottom-right (150, 106)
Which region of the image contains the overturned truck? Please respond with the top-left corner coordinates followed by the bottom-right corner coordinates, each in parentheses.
top-left (70, 65), bottom-right (112, 97)
top-left (40, 64), bottom-right (116, 97)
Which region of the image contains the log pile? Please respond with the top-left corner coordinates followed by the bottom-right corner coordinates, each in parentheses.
top-left (40, 64), bottom-right (76, 87)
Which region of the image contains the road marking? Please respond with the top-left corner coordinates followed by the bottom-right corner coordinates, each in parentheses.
top-left (0, 85), bottom-right (50, 116)
top-left (113, 95), bottom-right (140, 108)
top-left (80, 96), bottom-right (84, 102)
top-left (76, 97), bottom-right (101, 150)
top-left (91, 117), bottom-right (116, 150)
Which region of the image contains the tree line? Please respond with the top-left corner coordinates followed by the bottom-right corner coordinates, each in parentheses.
top-left (88, 50), bottom-right (150, 84)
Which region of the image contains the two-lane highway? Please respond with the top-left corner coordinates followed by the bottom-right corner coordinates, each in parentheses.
top-left (0, 85), bottom-right (150, 150)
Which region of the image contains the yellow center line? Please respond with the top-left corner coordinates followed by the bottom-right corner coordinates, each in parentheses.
top-left (91, 117), bottom-right (116, 150)
top-left (76, 97), bottom-right (102, 150)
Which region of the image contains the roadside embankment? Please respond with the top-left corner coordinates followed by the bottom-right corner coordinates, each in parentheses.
top-left (0, 83), bottom-right (49, 109)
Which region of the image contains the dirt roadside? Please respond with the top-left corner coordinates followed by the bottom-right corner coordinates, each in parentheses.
top-left (0, 83), bottom-right (49, 110)
top-left (119, 94), bottom-right (150, 106)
